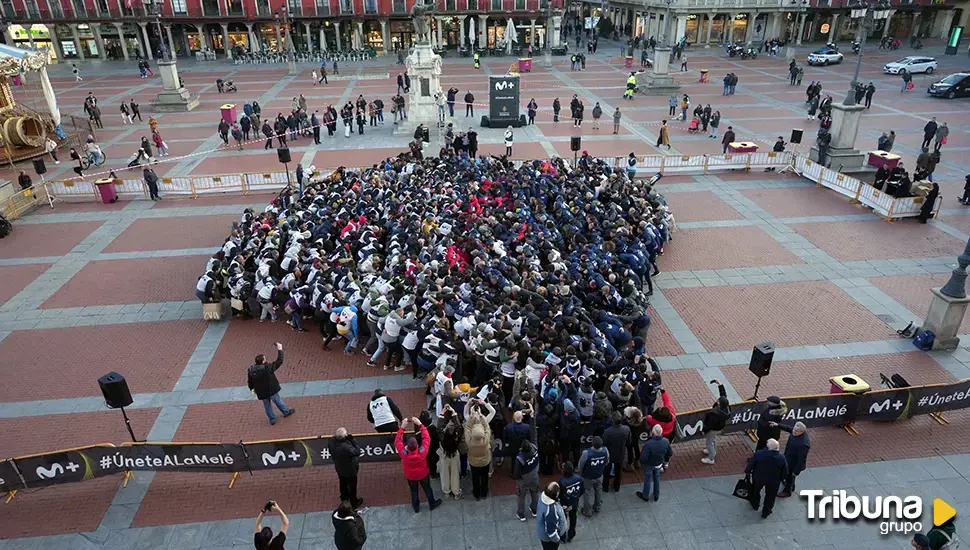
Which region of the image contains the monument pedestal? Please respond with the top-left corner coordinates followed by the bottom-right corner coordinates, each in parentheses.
top-left (809, 102), bottom-right (865, 170)
top-left (151, 60), bottom-right (199, 112)
top-left (406, 43), bottom-right (443, 124)
top-left (920, 288), bottom-right (970, 350)
top-left (638, 47), bottom-right (681, 96)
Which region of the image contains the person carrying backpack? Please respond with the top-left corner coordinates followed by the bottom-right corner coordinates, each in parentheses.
top-left (926, 519), bottom-right (958, 550)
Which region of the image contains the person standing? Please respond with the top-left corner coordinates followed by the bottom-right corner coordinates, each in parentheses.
top-left (446, 86), bottom-right (459, 117)
top-left (601, 412), bottom-right (630, 493)
top-left (44, 137), bottom-right (60, 164)
top-left (864, 82), bottom-right (876, 108)
top-left (656, 120), bottom-right (670, 150)
top-left (721, 125), bottom-right (736, 154)
top-left (901, 71), bottom-right (913, 92)
top-left (504, 126), bottom-right (514, 157)
top-left (232, 123), bottom-right (244, 150)
top-left (328, 428), bottom-right (364, 508)
top-left (755, 396), bottom-right (786, 450)
top-left (465, 398), bottom-right (494, 500)
top-left (513, 440), bottom-right (540, 521)
top-left (536, 482), bottom-right (568, 550)
top-left (90, 104), bottom-right (103, 129)
top-left (367, 388), bottom-right (403, 432)
top-left (935, 122), bottom-right (949, 152)
top-left (700, 379), bottom-right (731, 465)
top-left (254, 501), bottom-right (289, 550)
top-left (558, 461), bottom-right (583, 543)
top-left (709, 111), bottom-right (721, 139)
top-left (262, 121), bottom-right (275, 149)
top-left (775, 421), bottom-right (810, 498)
top-left (467, 127), bottom-right (478, 158)
top-left (437, 406), bottom-right (463, 500)
top-left (143, 166), bottom-right (160, 201)
top-left (922, 117), bottom-right (938, 149)
top-left (613, 107), bottom-right (621, 134)
top-left (680, 94), bottom-right (690, 122)
top-left (744, 438), bottom-right (788, 519)
top-left (591, 102), bottom-right (602, 130)
top-left (152, 130), bottom-right (167, 157)
top-left (332, 501), bottom-right (367, 550)
top-left (17, 170), bottom-right (32, 192)
top-left (240, 114), bottom-right (252, 141)
top-left (394, 417), bottom-right (443, 513)
top-left (218, 118), bottom-right (230, 145)
top-left (553, 98), bottom-right (561, 122)
top-left (636, 424), bottom-right (672, 502)
top-left (247, 342), bottom-right (296, 425)
top-left (577, 436), bottom-right (608, 517)
top-left (668, 94), bottom-right (677, 117)
top-left (464, 90), bottom-right (475, 117)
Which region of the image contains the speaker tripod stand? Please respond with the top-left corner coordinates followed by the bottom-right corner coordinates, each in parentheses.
top-left (749, 375), bottom-right (764, 402)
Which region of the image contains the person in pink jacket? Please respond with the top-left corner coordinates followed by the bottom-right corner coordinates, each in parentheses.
top-left (645, 388), bottom-right (677, 443)
top-left (395, 417), bottom-right (443, 513)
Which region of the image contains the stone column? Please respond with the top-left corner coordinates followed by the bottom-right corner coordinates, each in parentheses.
top-left (90, 23), bottom-right (107, 59)
top-left (49, 25), bottom-right (65, 62)
top-left (245, 23), bottom-right (255, 52)
top-left (910, 12), bottom-right (921, 39)
top-left (675, 15), bottom-right (686, 43)
top-left (275, 21), bottom-right (283, 51)
top-left (284, 22), bottom-right (294, 53)
top-left (381, 18), bottom-right (390, 53)
top-left (334, 20), bottom-right (342, 50)
top-left (828, 13), bottom-right (839, 41)
top-left (24, 24), bottom-right (36, 49)
top-left (137, 22), bottom-right (153, 60)
top-left (705, 13), bottom-right (714, 43)
top-left (304, 21), bottom-right (313, 52)
top-left (220, 23), bottom-right (232, 58)
top-left (111, 23), bottom-right (128, 60)
top-left (459, 15), bottom-right (466, 46)
top-left (70, 24), bottom-right (85, 60)
top-left (478, 15), bottom-right (488, 48)
top-left (726, 14), bottom-right (734, 42)
top-left (320, 25), bottom-right (327, 52)
top-left (197, 25), bottom-right (207, 52)
top-left (435, 16), bottom-right (443, 47)
top-left (796, 13), bottom-right (806, 45)
top-left (355, 20), bottom-right (363, 49)
top-left (165, 25), bottom-right (176, 58)
top-left (882, 10), bottom-right (895, 38)
top-left (552, 14), bottom-right (562, 47)
top-left (530, 19), bottom-right (536, 49)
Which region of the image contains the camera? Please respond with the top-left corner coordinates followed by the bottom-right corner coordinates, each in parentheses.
top-left (262, 499), bottom-right (275, 513)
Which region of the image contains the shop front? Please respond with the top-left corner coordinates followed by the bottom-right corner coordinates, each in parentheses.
top-left (8, 24), bottom-right (55, 54)
top-left (99, 23), bottom-right (143, 60)
top-left (729, 13), bottom-right (749, 42)
top-left (390, 20), bottom-right (414, 50)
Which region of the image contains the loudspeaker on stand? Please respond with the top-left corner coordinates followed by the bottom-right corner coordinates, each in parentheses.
top-left (748, 342), bottom-right (775, 378)
top-left (277, 147), bottom-right (291, 164)
top-left (98, 371), bottom-right (133, 408)
top-left (790, 129), bottom-right (803, 145)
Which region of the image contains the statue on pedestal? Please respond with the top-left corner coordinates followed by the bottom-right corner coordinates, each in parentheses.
top-left (410, 2), bottom-right (435, 45)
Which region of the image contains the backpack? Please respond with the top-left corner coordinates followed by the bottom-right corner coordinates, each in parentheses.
top-left (932, 528), bottom-right (960, 549)
top-left (913, 330), bottom-right (935, 351)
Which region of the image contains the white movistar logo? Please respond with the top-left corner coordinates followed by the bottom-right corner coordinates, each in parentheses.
top-left (36, 462), bottom-right (79, 479)
top-left (494, 81), bottom-right (516, 91)
top-left (869, 399), bottom-right (905, 414)
top-left (261, 450), bottom-right (302, 466)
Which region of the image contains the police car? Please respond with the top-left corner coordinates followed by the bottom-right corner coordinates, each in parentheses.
top-left (807, 48), bottom-right (843, 66)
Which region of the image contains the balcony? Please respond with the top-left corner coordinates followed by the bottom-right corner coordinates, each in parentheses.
top-left (339, 0), bottom-right (353, 14)
top-left (392, 0), bottom-right (405, 12)
top-left (287, 0), bottom-right (301, 16)
top-left (70, 0), bottom-right (84, 17)
top-left (364, 0), bottom-right (376, 13)
top-left (316, 0), bottom-right (330, 15)
top-left (202, 0), bottom-right (220, 16)
top-left (681, 0), bottom-right (785, 8)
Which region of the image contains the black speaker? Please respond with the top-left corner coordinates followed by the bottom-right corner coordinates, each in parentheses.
top-left (748, 342), bottom-right (775, 378)
top-left (277, 147), bottom-right (291, 164)
top-left (98, 371), bottom-right (133, 409)
top-left (570, 136), bottom-right (582, 152)
top-left (481, 115), bottom-right (489, 128)
top-left (790, 129), bottom-right (803, 145)
top-left (32, 158), bottom-right (46, 175)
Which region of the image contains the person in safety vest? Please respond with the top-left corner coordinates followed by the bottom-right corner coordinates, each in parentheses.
top-left (624, 72), bottom-right (637, 100)
top-left (474, 52), bottom-right (480, 69)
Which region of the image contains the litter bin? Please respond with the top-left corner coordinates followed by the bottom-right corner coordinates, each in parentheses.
top-left (220, 103), bottom-right (237, 124)
top-left (699, 69), bottom-right (709, 83)
top-left (830, 374), bottom-right (871, 395)
top-left (95, 178), bottom-right (118, 204)
top-left (518, 58), bottom-right (532, 72)
top-left (625, 55), bottom-right (633, 68)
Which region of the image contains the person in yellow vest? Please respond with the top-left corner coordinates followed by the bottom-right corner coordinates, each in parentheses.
top-left (624, 72), bottom-right (637, 100)
top-left (474, 52), bottom-right (480, 69)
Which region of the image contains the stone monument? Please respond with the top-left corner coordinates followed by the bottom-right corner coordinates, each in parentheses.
top-left (809, 102), bottom-right (866, 171)
top-left (636, 46), bottom-right (681, 96)
top-left (919, 238), bottom-right (970, 350)
top-left (405, 3), bottom-right (443, 123)
top-left (151, 60), bottom-right (200, 112)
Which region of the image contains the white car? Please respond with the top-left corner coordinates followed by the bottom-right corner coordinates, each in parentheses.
top-left (807, 48), bottom-right (843, 66)
top-left (883, 56), bottom-right (938, 75)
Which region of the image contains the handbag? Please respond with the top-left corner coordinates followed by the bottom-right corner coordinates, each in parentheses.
top-left (941, 137), bottom-right (948, 145)
top-left (732, 474), bottom-right (753, 500)
top-left (907, 82), bottom-right (915, 90)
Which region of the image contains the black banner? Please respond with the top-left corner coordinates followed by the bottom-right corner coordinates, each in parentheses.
top-left (0, 459), bottom-right (24, 492)
top-left (907, 379), bottom-right (970, 417)
top-left (114, 443), bottom-right (242, 473)
top-left (14, 448), bottom-right (106, 489)
top-left (855, 388), bottom-right (912, 422)
top-left (243, 439), bottom-right (317, 472)
top-left (489, 75), bottom-right (520, 122)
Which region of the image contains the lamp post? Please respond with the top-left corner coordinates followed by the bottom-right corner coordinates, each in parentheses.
top-left (842, 0), bottom-right (890, 105)
top-left (661, 0), bottom-right (673, 48)
top-left (275, 3), bottom-right (298, 74)
top-left (144, 1), bottom-right (170, 62)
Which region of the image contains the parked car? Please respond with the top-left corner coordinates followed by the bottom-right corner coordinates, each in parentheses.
top-left (927, 72), bottom-right (970, 99)
top-left (883, 56), bottom-right (938, 75)
top-left (807, 48), bottom-right (843, 66)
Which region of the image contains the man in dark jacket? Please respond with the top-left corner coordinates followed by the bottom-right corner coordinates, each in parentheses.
top-left (775, 421), bottom-right (809, 497)
top-left (464, 90), bottom-right (475, 116)
top-left (755, 396), bottom-right (786, 450)
top-left (143, 167), bottom-right (160, 201)
top-left (745, 438), bottom-right (788, 519)
top-left (721, 126), bottom-right (736, 154)
top-left (601, 412), bottom-right (631, 492)
top-left (701, 379), bottom-right (730, 465)
top-left (637, 424), bottom-right (671, 502)
top-left (503, 410), bottom-right (532, 473)
top-left (247, 342), bottom-right (295, 425)
top-left (328, 427), bottom-right (364, 507)
top-left (922, 117), bottom-right (938, 149)
top-left (332, 501), bottom-right (366, 550)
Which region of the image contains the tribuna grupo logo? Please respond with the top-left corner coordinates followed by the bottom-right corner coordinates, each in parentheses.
top-left (800, 490), bottom-right (923, 535)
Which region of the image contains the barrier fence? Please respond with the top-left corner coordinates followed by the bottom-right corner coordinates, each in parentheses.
top-left (2, 377), bottom-right (967, 499)
top-left (0, 152), bottom-right (941, 222)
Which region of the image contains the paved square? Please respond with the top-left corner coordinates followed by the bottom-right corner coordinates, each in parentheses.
top-left (664, 191), bottom-right (744, 223)
top-left (740, 187), bottom-right (870, 218)
top-left (659, 226), bottom-right (803, 271)
top-left (0, 263), bottom-right (51, 307)
top-left (103, 215), bottom-right (239, 253)
top-left (0, 221), bottom-right (103, 259)
top-left (790, 219), bottom-right (966, 261)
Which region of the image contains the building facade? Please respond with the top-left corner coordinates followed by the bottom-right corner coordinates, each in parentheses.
top-left (0, 0), bottom-right (564, 61)
top-left (578, 0), bottom-right (966, 46)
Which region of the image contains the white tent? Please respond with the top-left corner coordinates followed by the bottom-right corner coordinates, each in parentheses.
top-left (468, 16), bottom-right (475, 49)
top-left (505, 19), bottom-right (517, 55)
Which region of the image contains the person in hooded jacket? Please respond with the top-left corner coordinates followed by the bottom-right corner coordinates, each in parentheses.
top-left (624, 406), bottom-right (648, 471)
top-left (332, 500), bottom-right (366, 550)
top-left (328, 428), bottom-right (364, 508)
top-left (394, 417), bottom-right (443, 513)
top-left (464, 398), bottom-right (495, 499)
top-left (437, 405), bottom-right (464, 499)
top-left (419, 410), bottom-right (441, 479)
top-left (755, 396), bottom-right (787, 450)
top-left (247, 342), bottom-right (295, 425)
top-left (774, 421), bottom-right (810, 497)
top-left (558, 398), bottom-right (583, 467)
top-left (700, 379), bottom-right (731, 465)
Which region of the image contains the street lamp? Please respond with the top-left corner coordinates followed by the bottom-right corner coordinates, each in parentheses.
top-left (274, 3), bottom-right (298, 74)
top-left (661, 0), bottom-right (673, 48)
top-left (144, 0), bottom-right (170, 62)
top-left (842, 0), bottom-right (890, 105)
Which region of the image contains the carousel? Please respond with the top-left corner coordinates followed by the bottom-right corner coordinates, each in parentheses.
top-left (0, 43), bottom-right (69, 167)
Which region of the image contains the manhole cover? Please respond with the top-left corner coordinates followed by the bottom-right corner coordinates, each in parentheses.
top-left (876, 314), bottom-right (897, 325)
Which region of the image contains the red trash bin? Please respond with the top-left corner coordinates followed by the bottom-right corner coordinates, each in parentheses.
top-left (221, 103), bottom-right (237, 124)
top-left (95, 178), bottom-right (118, 204)
top-left (625, 55), bottom-right (633, 68)
top-left (518, 58), bottom-right (532, 72)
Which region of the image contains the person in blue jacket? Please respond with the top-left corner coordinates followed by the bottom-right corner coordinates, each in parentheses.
top-left (536, 482), bottom-right (568, 549)
top-left (775, 421), bottom-right (810, 497)
top-left (558, 461), bottom-right (584, 543)
top-left (744, 438), bottom-right (789, 519)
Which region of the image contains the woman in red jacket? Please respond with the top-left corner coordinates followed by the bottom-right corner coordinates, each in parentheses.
top-left (646, 389), bottom-right (676, 444)
top-left (395, 418), bottom-right (443, 513)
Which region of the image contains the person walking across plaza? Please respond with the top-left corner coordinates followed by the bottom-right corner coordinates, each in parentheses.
top-left (72, 63), bottom-right (82, 82)
top-left (744, 438), bottom-right (788, 519)
top-left (613, 107), bottom-right (621, 134)
top-left (935, 122), bottom-right (949, 152)
top-left (775, 421), bottom-right (810, 498)
top-left (394, 417), bottom-right (443, 513)
top-left (247, 342), bottom-right (296, 425)
top-left (536, 482), bottom-right (568, 549)
top-left (332, 500), bottom-right (366, 550)
top-left (328, 427), bottom-right (365, 508)
top-left (637, 424), bottom-right (672, 502)
top-left (656, 120), bottom-right (670, 150)
top-left (922, 117), bottom-right (938, 149)
top-left (130, 99), bottom-right (142, 121)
